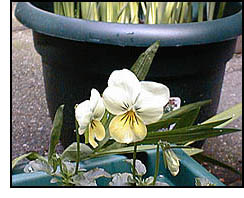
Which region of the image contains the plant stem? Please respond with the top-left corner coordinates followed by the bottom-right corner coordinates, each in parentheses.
top-left (74, 120), bottom-right (80, 175)
top-left (132, 143), bottom-right (137, 182)
top-left (152, 143), bottom-right (160, 186)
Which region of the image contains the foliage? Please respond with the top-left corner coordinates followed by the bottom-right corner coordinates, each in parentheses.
top-left (53, 2), bottom-right (227, 24)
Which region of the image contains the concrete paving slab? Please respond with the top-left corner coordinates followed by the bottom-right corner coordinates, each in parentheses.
top-left (202, 55), bottom-right (242, 185)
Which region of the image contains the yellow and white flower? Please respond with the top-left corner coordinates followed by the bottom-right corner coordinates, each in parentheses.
top-left (103, 69), bottom-right (170, 144)
top-left (75, 89), bottom-right (105, 148)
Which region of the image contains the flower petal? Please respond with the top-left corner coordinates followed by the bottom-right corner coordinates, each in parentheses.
top-left (109, 113), bottom-right (147, 144)
top-left (135, 81), bottom-right (170, 125)
top-left (88, 127), bottom-right (98, 148)
top-left (103, 86), bottom-right (129, 115)
top-left (88, 120), bottom-right (105, 148)
top-left (106, 69), bottom-right (141, 108)
top-left (89, 88), bottom-right (100, 112)
top-left (92, 120), bottom-right (105, 141)
top-left (78, 127), bottom-right (86, 135)
top-left (93, 96), bottom-right (105, 121)
top-left (75, 100), bottom-right (92, 129)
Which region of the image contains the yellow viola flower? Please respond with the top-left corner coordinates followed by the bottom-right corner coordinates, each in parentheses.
top-left (75, 89), bottom-right (105, 148)
top-left (103, 69), bottom-right (170, 144)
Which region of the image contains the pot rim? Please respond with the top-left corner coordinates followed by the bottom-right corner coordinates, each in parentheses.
top-left (15, 2), bottom-right (242, 47)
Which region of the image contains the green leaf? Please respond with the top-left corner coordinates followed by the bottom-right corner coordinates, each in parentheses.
top-left (141, 119), bottom-right (240, 145)
top-left (201, 103), bottom-right (242, 128)
top-left (147, 118), bottom-right (180, 132)
top-left (217, 2), bottom-right (226, 19)
top-left (12, 152), bottom-right (46, 170)
top-left (160, 100), bottom-right (211, 121)
top-left (61, 142), bottom-right (93, 161)
top-left (92, 144), bottom-right (157, 159)
top-left (130, 41), bottom-right (160, 81)
top-left (147, 101), bottom-right (206, 132)
top-left (186, 103), bottom-right (242, 146)
top-left (48, 105), bottom-right (64, 163)
top-left (100, 141), bottom-right (127, 152)
top-left (174, 107), bottom-right (200, 129)
top-left (193, 153), bottom-right (242, 176)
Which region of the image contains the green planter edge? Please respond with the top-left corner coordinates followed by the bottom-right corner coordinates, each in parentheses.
top-left (15, 2), bottom-right (242, 47)
top-left (12, 148), bottom-right (225, 187)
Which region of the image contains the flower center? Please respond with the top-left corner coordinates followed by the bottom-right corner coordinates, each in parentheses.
top-left (120, 110), bottom-right (139, 127)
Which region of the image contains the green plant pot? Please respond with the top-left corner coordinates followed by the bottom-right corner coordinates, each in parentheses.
top-left (15, 2), bottom-right (242, 148)
top-left (12, 149), bottom-right (225, 186)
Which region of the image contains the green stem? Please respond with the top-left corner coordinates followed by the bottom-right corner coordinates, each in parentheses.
top-left (152, 143), bottom-right (160, 185)
top-left (132, 143), bottom-right (137, 182)
top-left (74, 120), bottom-right (80, 175)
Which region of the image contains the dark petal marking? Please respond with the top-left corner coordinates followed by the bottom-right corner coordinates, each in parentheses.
top-left (124, 115), bottom-right (130, 126)
top-left (134, 115), bottom-right (139, 125)
top-left (120, 113), bottom-right (128, 121)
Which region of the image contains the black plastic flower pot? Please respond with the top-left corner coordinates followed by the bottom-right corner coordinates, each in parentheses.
top-left (15, 2), bottom-right (242, 148)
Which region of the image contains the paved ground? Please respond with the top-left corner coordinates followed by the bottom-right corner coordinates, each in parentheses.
top-left (11, 3), bottom-right (242, 186)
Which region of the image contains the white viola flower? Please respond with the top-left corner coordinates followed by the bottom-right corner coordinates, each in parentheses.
top-left (103, 69), bottom-right (170, 144)
top-left (75, 89), bottom-right (105, 148)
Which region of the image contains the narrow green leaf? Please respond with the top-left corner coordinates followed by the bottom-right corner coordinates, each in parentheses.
top-left (76, 2), bottom-right (80, 18)
top-left (198, 2), bottom-right (204, 22)
top-left (157, 2), bottom-right (167, 24)
top-left (217, 2), bottom-right (226, 19)
top-left (201, 103), bottom-right (242, 128)
top-left (48, 104), bottom-right (64, 163)
top-left (174, 2), bottom-right (183, 23)
top-left (130, 41), bottom-right (160, 81)
top-left (182, 147), bottom-right (204, 156)
top-left (129, 2), bottom-right (139, 24)
top-left (179, 2), bottom-right (188, 23)
top-left (116, 2), bottom-right (129, 22)
top-left (94, 144), bottom-right (157, 158)
top-left (12, 152), bottom-right (46, 169)
top-left (142, 120), bottom-right (240, 145)
top-left (208, 2), bottom-right (216, 20)
top-left (140, 2), bottom-right (147, 18)
top-left (100, 141), bottom-right (127, 152)
top-left (147, 118), bottom-right (180, 132)
top-left (160, 100), bottom-right (211, 121)
top-left (186, 2), bottom-right (192, 23)
top-left (193, 153), bottom-right (242, 176)
top-left (174, 107), bottom-right (200, 129)
top-left (99, 2), bottom-right (107, 22)
top-left (162, 2), bottom-right (175, 24)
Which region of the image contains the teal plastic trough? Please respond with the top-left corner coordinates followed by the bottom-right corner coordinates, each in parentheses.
top-left (12, 149), bottom-right (225, 186)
